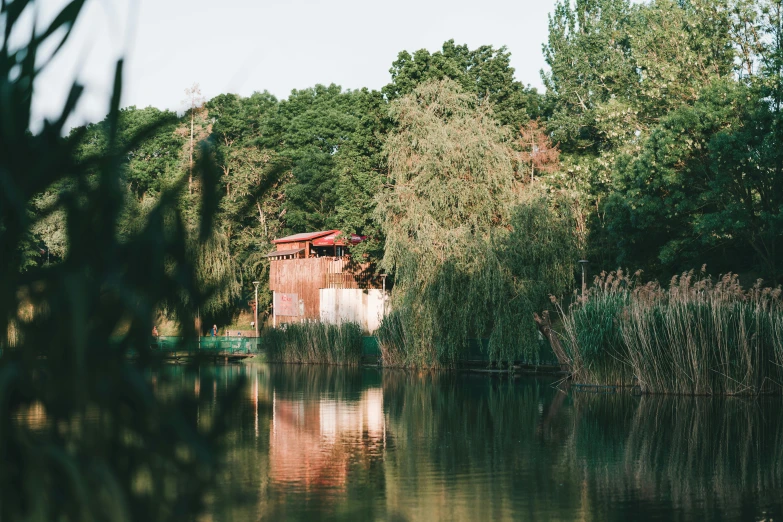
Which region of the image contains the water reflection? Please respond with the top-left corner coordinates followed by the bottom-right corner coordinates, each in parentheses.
top-left (153, 363), bottom-right (783, 521)
top-left (569, 394), bottom-right (783, 520)
top-left (270, 387), bottom-right (385, 491)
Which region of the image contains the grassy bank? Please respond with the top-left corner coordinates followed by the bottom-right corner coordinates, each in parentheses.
top-left (559, 270), bottom-right (783, 395)
top-left (265, 322), bottom-right (363, 365)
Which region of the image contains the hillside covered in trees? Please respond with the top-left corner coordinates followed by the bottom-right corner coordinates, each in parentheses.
top-left (21, 0), bottom-right (783, 326)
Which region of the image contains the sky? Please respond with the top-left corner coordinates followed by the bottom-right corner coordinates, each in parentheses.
top-left (25, 0), bottom-right (559, 130)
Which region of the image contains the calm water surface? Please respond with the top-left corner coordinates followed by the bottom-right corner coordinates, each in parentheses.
top-left (166, 363), bottom-right (783, 521)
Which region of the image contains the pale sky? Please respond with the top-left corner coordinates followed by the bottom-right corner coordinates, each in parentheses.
top-left (25, 0), bottom-right (559, 130)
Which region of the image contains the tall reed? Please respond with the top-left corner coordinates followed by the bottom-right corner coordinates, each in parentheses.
top-left (265, 322), bottom-right (363, 365)
top-left (375, 309), bottom-right (424, 367)
top-left (559, 269), bottom-right (783, 395)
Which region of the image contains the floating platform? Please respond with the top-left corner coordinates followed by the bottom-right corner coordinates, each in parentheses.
top-left (159, 352), bottom-right (255, 363)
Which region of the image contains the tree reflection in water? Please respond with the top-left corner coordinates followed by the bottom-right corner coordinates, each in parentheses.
top-left (159, 363), bottom-right (783, 521)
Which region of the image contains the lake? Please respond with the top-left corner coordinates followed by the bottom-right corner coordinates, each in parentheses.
top-left (168, 363), bottom-right (783, 521)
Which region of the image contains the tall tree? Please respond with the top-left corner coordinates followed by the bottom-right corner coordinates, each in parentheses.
top-left (383, 39), bottom-right (543, 128)
top-left (377, 79), bottom-right (576, 367)
top-left (184, 83), bottom-right (206, 194)
top-left (606, 78), bottom-right (783, 281)
top-left (542, 0), bottom-right (737, 270)
top-left (332, 88), bottom-right (389, 261)
top-left (542, 0), bottom-right (636, 152)
top-left (206, 91), bottom-right (288, 316)
top-left (260, 84), bottom-right (387, 237)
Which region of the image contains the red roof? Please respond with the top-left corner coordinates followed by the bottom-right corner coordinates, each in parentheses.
top-left (311, 233), bottom-right (366, 247)
top-left (272, 230), bottom-right (340, 244)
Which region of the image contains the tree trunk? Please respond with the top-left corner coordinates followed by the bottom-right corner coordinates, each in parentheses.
top-left (533, 310), bottom-right (570, 371)
top-left (189, 110), bottom-right (194, 194)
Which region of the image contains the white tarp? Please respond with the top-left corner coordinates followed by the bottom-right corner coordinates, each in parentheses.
top-left (319, 289), bottom-right (388, 332)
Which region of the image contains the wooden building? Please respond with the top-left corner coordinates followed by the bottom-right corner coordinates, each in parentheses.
top-left (266, 230), bottom-right (387, 331)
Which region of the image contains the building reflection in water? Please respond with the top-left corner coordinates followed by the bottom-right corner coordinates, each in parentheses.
top-left (270, 388), bottom-right (385, 491)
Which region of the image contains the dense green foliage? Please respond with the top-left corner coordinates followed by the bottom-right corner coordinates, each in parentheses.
top-left (265, 322), bottom-right (363, 365)
top-left (544, 0), bottom-right (783, 281)
top-left (24, 1), bottom-right (781, 298)
top-left (376, 80), bottom-right (577, 367)
top-left (257, 84), bottom-right (389, 259)
top-left (383, 39), bottom-right (543, 128)
top-left (607, 79), bottom-right (783, 276)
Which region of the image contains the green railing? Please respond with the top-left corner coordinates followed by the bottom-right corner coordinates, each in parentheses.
top-left (149, 335), bottom-right (374, 356)
top-left (151, 336), bottom-right (260, 355)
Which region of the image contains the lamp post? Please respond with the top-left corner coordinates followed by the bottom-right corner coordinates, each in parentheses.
top-left (253, 281), bottom-right (260, 338)
top-left (578, 260), bottom-right (589, 301)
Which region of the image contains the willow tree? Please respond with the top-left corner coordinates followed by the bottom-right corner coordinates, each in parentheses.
top-left (376, 79), bottom-right (576, 367)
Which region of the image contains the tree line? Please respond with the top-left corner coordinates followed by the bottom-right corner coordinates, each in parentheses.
top-left (21, 0), bottom-right (783, 325)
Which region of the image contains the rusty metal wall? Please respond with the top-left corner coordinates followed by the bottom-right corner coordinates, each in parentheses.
top-left (269, 258), bottom-right (380, 323)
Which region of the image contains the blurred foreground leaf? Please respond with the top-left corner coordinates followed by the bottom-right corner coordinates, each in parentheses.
top-left (0, 2), bottom-right (241, 520)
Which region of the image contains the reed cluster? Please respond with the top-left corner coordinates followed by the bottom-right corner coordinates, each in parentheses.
top-left (265, 321), bottom-right (363, 365)
top-left (375, 310), bottom-right (428, 368)
top-left (559, 269), bottom-right (783, 395)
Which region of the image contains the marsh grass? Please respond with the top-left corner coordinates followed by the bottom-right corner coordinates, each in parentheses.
top-left (559, 269), bottom-right (783, 395)
top-left (375, 309), bottom-right (426, 368)
top-left (265, 322), bottom-right (363, 365)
